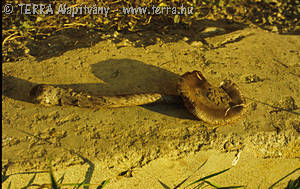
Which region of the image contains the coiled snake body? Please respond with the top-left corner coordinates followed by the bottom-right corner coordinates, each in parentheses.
top-left (29, 70), bottom-right (246, 125)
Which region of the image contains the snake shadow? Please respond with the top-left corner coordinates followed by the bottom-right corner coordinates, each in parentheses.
top-left (2, 59), bottom-right (197, 120)
top-left (89, 59), bottom-right (198, 120)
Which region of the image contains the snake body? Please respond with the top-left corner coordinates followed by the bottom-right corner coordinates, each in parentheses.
top-left (29, 70), bottom-right (246, 125)
top-left (177, 71), bottom-right (246, 125)
top-left (29, 84), bottom-right (181, 108)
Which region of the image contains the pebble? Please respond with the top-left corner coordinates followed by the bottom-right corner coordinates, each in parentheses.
top-left (190, 41), bottom-right (204, 47)
top-left (243, 74), bottom-right (262, 83)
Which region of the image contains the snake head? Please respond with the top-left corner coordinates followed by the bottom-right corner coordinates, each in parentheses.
top-left (29, 84), bottom-right (61, 106)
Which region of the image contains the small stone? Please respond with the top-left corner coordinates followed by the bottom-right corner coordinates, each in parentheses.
top-left (190, 41), bottom-right (203, 47)
top-left (272, 26), bottom-right (279, 33)
top-left (113, 31), bottom-right (120, 38)
top-left (183, 36), bottom-right (189, 41)
top-left (201, 27), bottom-right (225, 34)
top-left (243, 74), bottom-right (262, 83)
top-left (36, 16), bottom-right (44, 22)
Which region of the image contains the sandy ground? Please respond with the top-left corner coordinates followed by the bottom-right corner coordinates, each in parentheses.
top-left (2, 24), bottom-right (300, 188)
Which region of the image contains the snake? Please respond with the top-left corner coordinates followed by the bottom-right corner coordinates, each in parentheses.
top-left (29, 70), bottom-right (246, 125)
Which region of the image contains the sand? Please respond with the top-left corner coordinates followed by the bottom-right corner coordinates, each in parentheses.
top-left (2, 25), bottom-right (300, 188)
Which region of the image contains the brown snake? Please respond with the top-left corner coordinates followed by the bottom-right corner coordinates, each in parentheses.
top-left (29, 70), bottom-right (246, 125)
